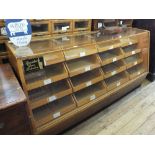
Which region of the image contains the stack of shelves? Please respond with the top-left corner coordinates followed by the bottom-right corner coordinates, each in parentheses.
top-left (7, 28), bottom-right (150, 134)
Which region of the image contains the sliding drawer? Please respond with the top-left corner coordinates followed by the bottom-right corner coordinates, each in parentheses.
top-left (64, 44), bottom-right (98, 60)
top-left (33, 95), bottom-right (76, 127)
top-left (127, 63), bottom-right (145, 80)
top-left (122, 43), bottom-right (141, 57)
top-left (52, 20), bottom-right (72, 34)
top-left (70, 68), bottom-right (103, 92)
top-left (43, 51), bottom-right (65, 66)
top-left (120, 37), bottom-right (138, 47)
top-left (102, 60), bottom-right (126, 79)
top-left (99, 48), bottom-right (124, 66)
top-left (31, 21), bottom-right (50, 36)
top-left (65, 54), bottom-right (101, 77)
top-left (105, 71), bottom-right (129, 91)
top-left (97, 39), bottom-right (120, 53)
top-left (124, 53), bottom-right (143, 69)
top-left (73, 81), bottom-right (107, 107)
top-left (73, 19), bottom-right (91, 32)
top-left (25, 62), bottom-right (68, 91)
top-left (29, 79), bottom-right (72, 110)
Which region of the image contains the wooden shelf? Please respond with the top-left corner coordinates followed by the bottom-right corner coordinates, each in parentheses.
top-left (99, 48), bottom-right (124, 65)
top-left (74, 81), bottom-right (107, 107)
top-left (122, 43), bottom-right (141, 57)
top-left (25, 63), bottom-right (68, 91)
top-left (124, 53), bottom-right (143, 69)
top-left (63, 44), bottom-right (98, 60)
top-left (73, 19), bottom-right (91, 32)
top-left (102, 60), bottom-right (126, 79)
top-left (65, 54), bottom-right (101, 77)
top-left (33, 95), bottom-right (76, 127)
top-left (127, 63), bottom-right (145, 80)
top-left (105, 71), bottom-right (129, 91)
top-left (29, 79), bottom-right (72, 110)
top-left (70, 68), bottom-right (103, 92)
top-left (97, 39), bottom-right (121, 53)
top-left (51, 20), bottom-right (73, 34)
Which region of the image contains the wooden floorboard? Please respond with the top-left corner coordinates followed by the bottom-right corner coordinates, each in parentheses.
top-left (64, 80), bottom-right (155, 135)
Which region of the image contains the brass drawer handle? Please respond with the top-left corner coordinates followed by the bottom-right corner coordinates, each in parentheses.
top-left (0, 122), bottom-right (5, 129)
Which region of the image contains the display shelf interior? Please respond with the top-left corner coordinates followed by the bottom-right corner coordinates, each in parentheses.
top-left (33, 95), bottom-right (76, 127)
top-left (65, 55), bottom-right (100, 77)
top-left (0, 42), bottom-right (6, 54)
top-left (29, 79), bottom-right (72, 109)
top-left (122, 43), bottom-right (141, 57)
top-left (99, 48), bottom-right (124, 65)
top-left (70, 68), bottom-right (103, 92)
top-left (25, 63), bottom-right (68, 90)
top-left (74, 81), bottom-right (107, 107)
top-left (73, 20), bottom-right (90, 31)
top-left (105, 71), bottom-right (128, 91)
top-left (31, 23), bottom-right (49, 35)
top-left (52, 20), bottom-right (72, 33)
top-left (127, 63), bottom-right (145, 79)
top-left (103, 19), bottom-right (118, 27)
top-left (102, 60), bottom-right (126, 78)
top-left (63, 44), bottom-right (98, 60)
top-left (124, 53), bottom-right (143, 69)
top-left (120, 38), bottom-right (138, 47)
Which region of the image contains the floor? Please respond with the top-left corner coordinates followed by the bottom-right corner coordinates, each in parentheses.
top-left (64, 79), bottom-right (155, 135)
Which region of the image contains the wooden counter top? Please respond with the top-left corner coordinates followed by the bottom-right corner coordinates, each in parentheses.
top-left (0, 64), bottom-right (26, 110)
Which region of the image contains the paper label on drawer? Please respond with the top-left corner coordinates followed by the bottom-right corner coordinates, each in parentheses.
top-left (129, 41), bottom-right (132, 45)
top-left (134, 61), bottom-right (137, 65)
top-left (62, 26), bottom-right (69, 31)
top-left (138, 71), bottom-right (141, 75)
top-left (90, 94), bottom-right (96, 101)
top-left (98, 23), bottom-right (102, 28)
top-left (85, 66), bottom-right (91, 71)
top-left (116, 82), bottom-right (121, 87)
top-left (53, 112), bottom-right (61, 119)
top-left (86, 81), bottom-right (92, 87)
top-left (80, 52), bottom-right (86, 57)
top-left (109, 45), bottom-right (114, 50)
top-left (132, 51), bottom-right (135, 55)
top-left (111, 71), bottom-right (117, 75)
top-left (44, 79), bottom-right (52, 85)
top-left (48, 96), bottom-right (57, 102)
top-left (62, 36), bottom-right (69, 41)
top-left (113, 57), bottom-right (117, 62)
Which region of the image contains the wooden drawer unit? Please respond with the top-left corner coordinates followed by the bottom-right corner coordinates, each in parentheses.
top-left (29, 79), bottom-right (72, 110)
top-left (127, 63), bottom-right (145, 80)
top-left (51, 20), bottom-right (73, 34)
top-left (65, 54), bottom-right (101, 77)
top-left (43, 51), bottom-right (65, 66)
top-left (6, 28), bottom-right (150, 134)
top-left (31, 21), bottom-right (50, 36)
top-left (122, 43), bottom-right (141, 58)
top-left (99, 48), bottom-right (124, 66)
top-left (70, 68), bottom-right (104, 92)
top-left (97, 39), bottom-right (121, 53)
top-left (124, 53), bottom-right (143, 69)
top-left (105, 71), bottom-right (129, 91)
top-left (73, 81), bottom-right (107, 107)
top-left (73, 19), bottom-right (91, 32)
top-left (25, 62), bottom-right (68, 91)
top-left (102, 60), bottom-right (126, 79)
top-left (63, 44), bottom-right (98, 60)
top-left (0, 64), bottom-right (31, 135)
top-left (33, 95), bottom-right (76, 127)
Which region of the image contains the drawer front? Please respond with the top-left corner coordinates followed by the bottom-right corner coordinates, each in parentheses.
top-left (0, 104), bottom-right (31, 134)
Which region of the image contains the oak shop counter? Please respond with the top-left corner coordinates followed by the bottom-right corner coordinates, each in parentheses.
top-left (6, 28), bottom-right (150, 134)
top-left (0, 64), bottom-right (31, 134)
